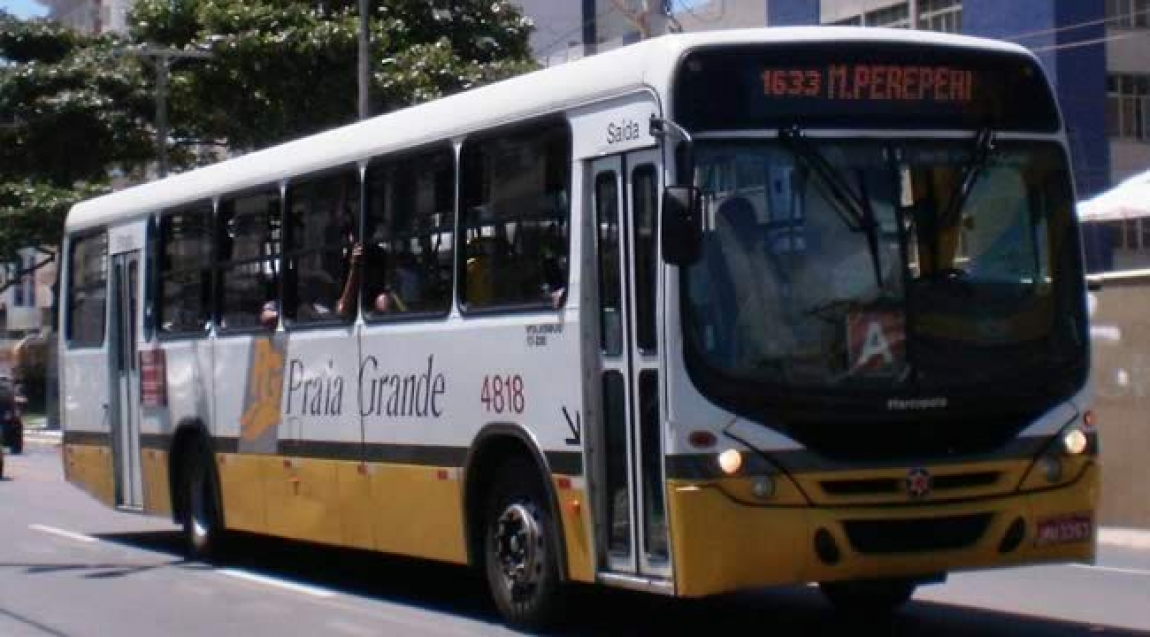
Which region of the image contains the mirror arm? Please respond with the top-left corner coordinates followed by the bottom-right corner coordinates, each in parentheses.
top-left (650, 116), bottom-right (695, 185)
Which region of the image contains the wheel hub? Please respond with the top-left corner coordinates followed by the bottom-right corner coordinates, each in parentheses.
top-left (495, 502), bottom-right (541, 591)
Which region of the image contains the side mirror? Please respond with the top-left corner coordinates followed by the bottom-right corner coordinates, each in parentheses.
top-left (662, 186), bottom-right (702, 266)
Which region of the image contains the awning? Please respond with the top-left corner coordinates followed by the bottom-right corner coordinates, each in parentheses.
top-left (1078, 172), bottom-right (1150, 222)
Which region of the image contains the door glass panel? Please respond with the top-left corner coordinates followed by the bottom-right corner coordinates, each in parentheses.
top-left (596, 172), bottom-right (623, 356)
top-left (639, 370), bottom-right (667, 561)
top-left (128, 261), bottom-right (138, 370)
top-left (602, 370), bottom-right (631, 558)
top-left (632, 165), bottom-right (658, 353)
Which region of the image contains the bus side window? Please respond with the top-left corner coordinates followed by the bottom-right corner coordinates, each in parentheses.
top-left (216, 188), bottom-right (282, 331)
top-left (66, 232), bottom-right (108, 347)
top-left (157, 203), bottom-right (213, 335)
top-left (459, 118), bottom-right (571, 310)
top-left (284, 167), bottom-right (360, 325)
top-left (364, 144), bottom-right (456, 318)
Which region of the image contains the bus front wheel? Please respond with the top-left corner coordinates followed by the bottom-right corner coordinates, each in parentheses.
top-left (483, 458), bottom-right (563, 631)
top-left (181, 444), bottom-right (226, 561)
top-left (819, 578), bottom-right (917, 616)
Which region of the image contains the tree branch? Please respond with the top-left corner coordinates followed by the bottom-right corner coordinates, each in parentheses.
top-left (609, 0), bottom-right (666, 39)
top-left (0, 254), bottom-right (55, 295)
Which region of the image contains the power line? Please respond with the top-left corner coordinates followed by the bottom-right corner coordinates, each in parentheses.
top-left (672, 0), bottom-right (725, 25)
top-left (1004, 7), bottom-right (1150, 41)
top-left (1029, 27), bottom-right (1150, 53)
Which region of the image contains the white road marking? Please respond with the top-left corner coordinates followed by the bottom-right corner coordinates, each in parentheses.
top-left (1071, 564), bottom-right (1150, 577)
top-left (218, 568), bottom-right (337, 599)
top-left (29, 524), bottom-right (97, 544)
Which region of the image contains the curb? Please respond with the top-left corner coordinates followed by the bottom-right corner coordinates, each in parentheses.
top-left (1098, 527), bottom-right (1150, 551)
top-left (24, 429), bottom-right (62, 445)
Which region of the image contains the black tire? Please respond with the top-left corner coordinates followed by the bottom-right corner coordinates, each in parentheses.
top-left (181, 442), bottom-right (226, 561)
top-left (483, 457), bottom-right (564, 631)
top-left (820, 578), bottom-right (917, 617)
top-left (9, 424), bottom-right (22, 455)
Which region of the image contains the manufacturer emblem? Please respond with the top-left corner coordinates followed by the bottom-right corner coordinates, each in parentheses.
top-left (905, 467), bottom-right (933, 499)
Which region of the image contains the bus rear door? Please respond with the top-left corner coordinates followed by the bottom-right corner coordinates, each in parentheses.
top-left (109, 247), bottom-right (144, 509)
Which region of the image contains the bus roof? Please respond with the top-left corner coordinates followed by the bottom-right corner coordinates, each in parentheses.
top-left (65, 27), bottom-right (1034, 233)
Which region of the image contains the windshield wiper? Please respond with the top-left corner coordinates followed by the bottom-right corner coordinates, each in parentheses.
top-left (941, 127), bottom-right (996, 230)
top-left (778, 125), bottom-right (884, 288)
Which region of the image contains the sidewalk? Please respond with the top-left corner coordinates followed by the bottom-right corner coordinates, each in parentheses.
top-left (22, 413), bottom-right (62, 445)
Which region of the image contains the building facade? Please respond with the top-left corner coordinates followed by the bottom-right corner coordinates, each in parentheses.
top-left (0, 248), bottom-right (57, 377)
top-left (35, 0), bottom-right (131, 34)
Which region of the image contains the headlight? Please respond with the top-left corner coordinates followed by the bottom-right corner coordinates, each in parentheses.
top-left (1062, 427), bottom-right (1089, 456)
top-left (717, 449), bottom-right (743, 475)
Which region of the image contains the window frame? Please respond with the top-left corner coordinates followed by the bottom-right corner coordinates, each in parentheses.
top-left (456, 116), bottom-right (574, 316)
top-left (282, 163), bottom-right (363, 331)
top-left (155, 200), bottom-right (216, 340)
top-left (362, 141), bottom-right (458, 325)
top-left (65, 229), bottom-right (110, 349)
top-left (213, 184), bottom-right (285, 336)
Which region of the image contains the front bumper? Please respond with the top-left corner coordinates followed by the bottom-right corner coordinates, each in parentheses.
top-left (667, 462), bottom-right (1099, 597)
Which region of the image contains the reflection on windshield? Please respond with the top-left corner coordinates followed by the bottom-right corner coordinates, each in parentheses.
top-left (684, 139), bottom-right (1082, 392)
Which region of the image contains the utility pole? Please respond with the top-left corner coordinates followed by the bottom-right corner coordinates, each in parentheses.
top-left (131, 46), bottom-right (213, 178)
top-left (358, 0), bottom-right (370, 120)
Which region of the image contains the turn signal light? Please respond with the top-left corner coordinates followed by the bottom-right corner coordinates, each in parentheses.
top-left (1082, 410), bottom-right (1098, 430)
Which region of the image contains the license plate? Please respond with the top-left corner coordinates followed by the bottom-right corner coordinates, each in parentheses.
top-left (1035, 514), bottom-right (1093, 546)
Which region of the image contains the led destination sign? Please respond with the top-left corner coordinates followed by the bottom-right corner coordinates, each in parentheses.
top-left (761, 65), bottom-right (974, 103)
top-left (674, 44), bottom-right (1060, 132)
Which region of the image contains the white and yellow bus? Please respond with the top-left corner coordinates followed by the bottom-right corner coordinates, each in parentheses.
top-left (60, 27), bottom-right (1098, 628)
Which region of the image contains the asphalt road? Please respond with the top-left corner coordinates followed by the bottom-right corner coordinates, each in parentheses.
top-left (2, 441), bottom-right (1149, 637)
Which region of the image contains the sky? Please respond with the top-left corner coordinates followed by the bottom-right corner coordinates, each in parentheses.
top-left (0, 0), bottom-right (47, 19)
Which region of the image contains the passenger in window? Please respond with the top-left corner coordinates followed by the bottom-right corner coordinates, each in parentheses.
top-left (395, 250), bottom-right (422, 308)
top-left (259, 299), bottom-right (280, 330)
top-left (540, 221), bottom-right (567, 307)
top-left (362, 244), bottom-right (408, 315)
top-left (712, 196), bottom-right (793, 369)
top-left (465, 235), bottom-right (500, 306)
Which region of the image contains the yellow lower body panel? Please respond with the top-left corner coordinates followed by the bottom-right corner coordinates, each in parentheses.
top-left (365, 463), bottom-right (467, 564)
top-left (216, 453), bottom-right (268, 534)
top-left (214, 454), bottom-right (468, 564)
top-left (669, 463), bottom-right (1100, 598)
top-left (141, 448), bottom-right (172, 516)
top-left (63, 444), bottom-right (116, 508)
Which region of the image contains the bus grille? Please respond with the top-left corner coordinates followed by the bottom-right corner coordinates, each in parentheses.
top-left (821, 471), bottom-right (1001, 497)
top-left (842, 513), bottom-right (993, 554)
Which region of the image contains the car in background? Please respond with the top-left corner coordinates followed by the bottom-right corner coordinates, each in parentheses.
top-left (0, 378), bottom-right (24, 455)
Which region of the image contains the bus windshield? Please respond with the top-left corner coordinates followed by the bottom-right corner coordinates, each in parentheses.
top-left (683, 138), bottom-right (1086, 398)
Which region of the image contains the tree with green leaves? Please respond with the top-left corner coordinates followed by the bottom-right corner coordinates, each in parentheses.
top-left (0, 12), bottom-right (154, 291)
top-left (129, 0), bottom-right (537, 153)
top-left (0, 1), bottom-right (536, 297)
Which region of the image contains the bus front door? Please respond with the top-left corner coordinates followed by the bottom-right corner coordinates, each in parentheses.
top-left (109, 250), bottom-right (143, 509)
top-left (590, 151), bottom-right (670, 582)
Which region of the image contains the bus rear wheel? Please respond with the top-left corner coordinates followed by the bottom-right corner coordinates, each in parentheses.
top-left (181, 444), bottom-right (226, 561)
top-left (483, 458), bottom-right (563, 631)
top-left (819, 578), bottom-right (917, 616)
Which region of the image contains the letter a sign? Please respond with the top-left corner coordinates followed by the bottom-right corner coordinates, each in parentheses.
top-left (847, 312), bottom-right (906, 376)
